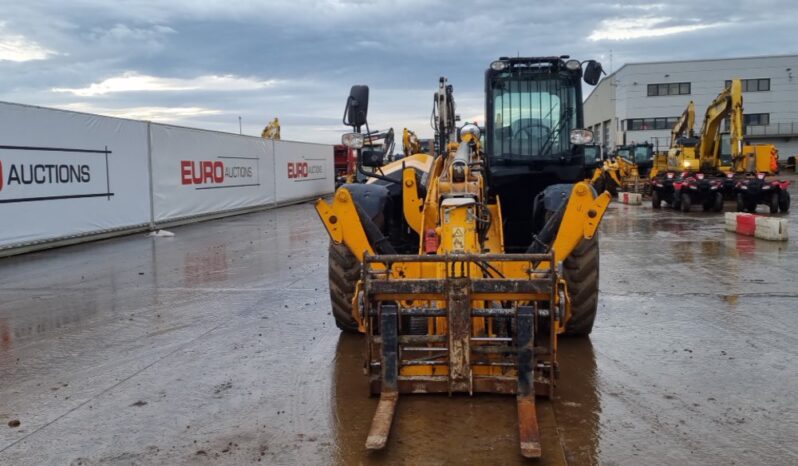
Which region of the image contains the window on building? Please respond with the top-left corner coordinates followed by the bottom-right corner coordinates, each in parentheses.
top-left (626, 117), bottom-right (679, 131)
top-left (627, 117), bottom-right (680, 131)
top-left (647, 82), bottom-right (690, 96)
top-left (744, 113), bottom-right (769, 126)
top-left (725, 78), bottom-right (771, 92)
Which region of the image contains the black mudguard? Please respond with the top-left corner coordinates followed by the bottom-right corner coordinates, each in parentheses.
top-left (528, 183), bottom-right (582, 253)
top-left (340, 183), bottom-right (397, 255)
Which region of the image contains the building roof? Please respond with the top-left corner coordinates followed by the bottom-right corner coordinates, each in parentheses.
top-left (584, 53), bottom-right (798, 102)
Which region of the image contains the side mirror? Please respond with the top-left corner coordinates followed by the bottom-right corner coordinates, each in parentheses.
top-left (582, 60), bottom-right (603, 86)
top-left (344, 85), bottom-right (369, 128)
top-left (570, 129), bottom-right (594, 145)
top-left (361, 148), bottom-right (384, 168)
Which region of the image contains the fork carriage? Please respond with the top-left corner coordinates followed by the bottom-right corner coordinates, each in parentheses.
top-left (361, 251), bottom-right (564, 458)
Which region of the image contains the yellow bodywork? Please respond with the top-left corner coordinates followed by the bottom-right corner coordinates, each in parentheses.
top-left (668, 145), bottom-right (699, 172)
top-left (591, 154), bottom-right (647, 193)
top-left (261, 117), bottom-right (280, 140)
top-left (316, 133), bottom-right (610, 338)
top-left (402, 128), bottom-right (421, 158)
top-left (666, 101), bottom-right (700, 172)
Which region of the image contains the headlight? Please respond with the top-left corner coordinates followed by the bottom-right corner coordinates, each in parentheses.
top-left (565, 59), bottom-right (581, 71)
top-left (570, 129), bottom-right (594, 145)
top-left (741, 185), bottom-right (748, 190)
top-left (490, 60), bottom-right (507, 71)
top-left (682, 161), bottom-right (691, 168)
top-left (341, 132), bottom-right (364, 149)
top-left (762, 185), bottom-right (771, 190)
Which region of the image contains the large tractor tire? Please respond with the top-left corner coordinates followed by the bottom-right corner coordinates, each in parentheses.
top-left (328, 242), bottom-right (361, 333)
top-left (562, 235), bottom-right (599, 336)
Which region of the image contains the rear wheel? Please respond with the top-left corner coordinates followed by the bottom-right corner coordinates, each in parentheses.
top-left (563, 235), bottom-right (599, 336)
top-left (779, 190), bottom-right (791, 213)
top-left (745, 198), bottom-right (757, 213)
top-left (328, 242), bottom-right (360, 333)
top-left (769, 192), bottom-right (780, 214)
top-left (736, 193), bottom-right (745, 212)
top-left (712, 192), bottom-right (724, 212)
top-left (680, 192), bottom-right (691, 212)
top-left (652, 190), bottom-right (662, 209)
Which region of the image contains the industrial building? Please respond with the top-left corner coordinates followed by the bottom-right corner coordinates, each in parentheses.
top-left (584, 54), bottom-right (798, 159)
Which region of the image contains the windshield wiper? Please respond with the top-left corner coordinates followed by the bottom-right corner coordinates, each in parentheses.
top-left (538, 107), bottom-right (571, 158)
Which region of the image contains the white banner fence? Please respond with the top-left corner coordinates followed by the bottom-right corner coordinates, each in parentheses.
top-left (0, 102), bottom-right (334, 252)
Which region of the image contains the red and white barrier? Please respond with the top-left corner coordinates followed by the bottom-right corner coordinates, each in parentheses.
top-left (724, 212), bottom-right (788, 241)
top-left (618, 192), bottom-right (642, 205)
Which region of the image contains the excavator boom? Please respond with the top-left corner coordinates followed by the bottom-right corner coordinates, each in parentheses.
top-left (696, 80), bottom-right (742, 172)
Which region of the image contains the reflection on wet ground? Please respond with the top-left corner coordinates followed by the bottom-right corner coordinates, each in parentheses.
top-left (1, 176), bottom-right (797, 465)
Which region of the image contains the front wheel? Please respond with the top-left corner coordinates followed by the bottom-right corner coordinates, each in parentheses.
top-left (713, 192), bottom-right (724, 212)
top-left (562, 235), bottom-right (599, 336)
top-left (736, 193), bottom-right (745, 212)
top-left (680, 192), bottom-right (692, 212)
top-left (652, 190), bottom-right (662, 209)
top-left (769, 192), bottom-right (780, 214)
top-left (779, 190), bottom-right (791, 213)
top-left (328, 242), bottom-right (361, 333)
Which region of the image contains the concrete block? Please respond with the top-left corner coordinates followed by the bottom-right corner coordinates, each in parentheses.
top-left (725, 212), bottom-right (788, 241)
top-left (724, 212), bottom-right (737, 232)
top-left (618, 192), bottom-right (642, 205)
top-left (736, 214), bottom-right (757, 236)
top-left (754, 216), bottom-right (789, 241)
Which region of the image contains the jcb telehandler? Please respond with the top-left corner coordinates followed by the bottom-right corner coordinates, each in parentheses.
top-left (315, 56), bottom-right (610, 459)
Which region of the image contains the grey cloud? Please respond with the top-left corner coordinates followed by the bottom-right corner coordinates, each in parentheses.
top-left (1, 1), bottom-right (797, 142)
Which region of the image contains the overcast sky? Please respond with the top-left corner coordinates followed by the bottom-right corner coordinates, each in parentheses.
top-left (1, 0), bottom-right (796, 143)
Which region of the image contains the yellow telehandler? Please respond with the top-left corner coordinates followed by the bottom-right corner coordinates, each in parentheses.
top-left (315, 57), bottom-right (611, 458)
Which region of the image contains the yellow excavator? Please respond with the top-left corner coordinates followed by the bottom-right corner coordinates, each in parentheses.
top-left (261, 117), bottom-right (281, 139)
top-left (402, 128), bottom-right (422, 158)
top-left (665, 101), bottom-right (699, 172)
top-left (315, 57), bottom-right (610, 459)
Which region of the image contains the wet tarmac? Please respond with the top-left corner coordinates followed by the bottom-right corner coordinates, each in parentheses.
top-left (1, 177), bottom-right (797, 465)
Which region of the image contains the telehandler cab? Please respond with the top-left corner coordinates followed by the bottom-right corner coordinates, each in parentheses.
top-left (315, 56), bottom-right (611, 459)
